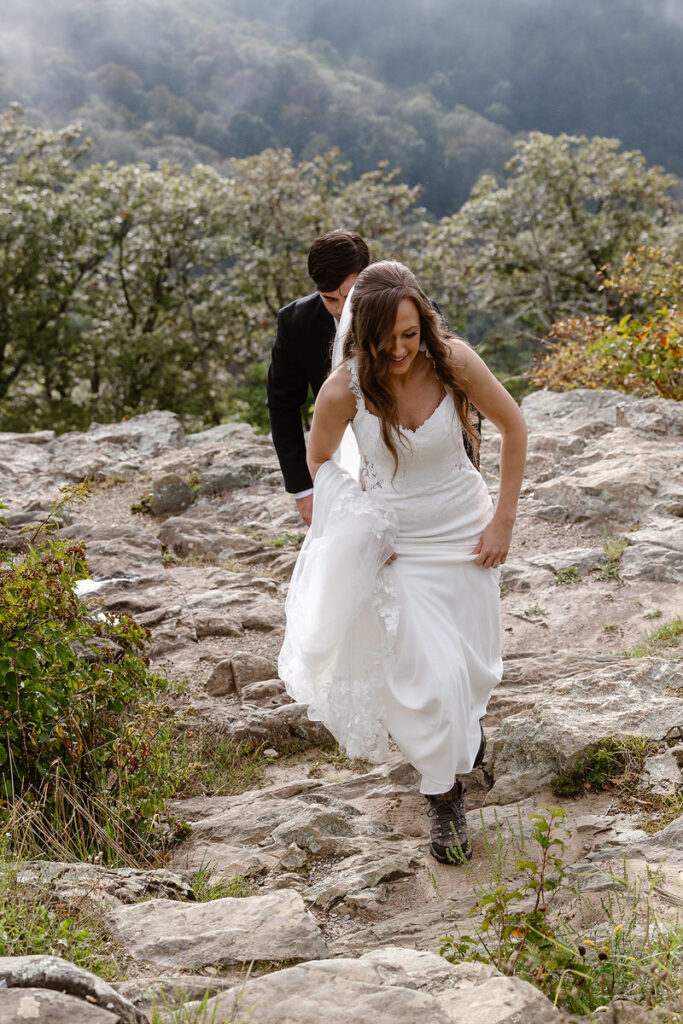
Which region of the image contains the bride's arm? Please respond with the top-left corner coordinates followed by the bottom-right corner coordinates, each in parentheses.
top-left (306, 368), bottom-right (357, 480)
top-left (448, 341), bottom-right (528, 569)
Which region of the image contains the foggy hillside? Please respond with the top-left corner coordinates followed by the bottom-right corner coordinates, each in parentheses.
top-left (1, 0), bottom-right (681, 213)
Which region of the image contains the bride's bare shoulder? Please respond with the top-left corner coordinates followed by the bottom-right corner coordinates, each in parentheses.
top-left (444, 336), bottom-right (477, 369)
top-left (316, 363), bottom-right (356, 416)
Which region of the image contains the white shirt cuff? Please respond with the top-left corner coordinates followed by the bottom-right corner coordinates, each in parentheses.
top-left (292, 488), bottom-right (314, 500)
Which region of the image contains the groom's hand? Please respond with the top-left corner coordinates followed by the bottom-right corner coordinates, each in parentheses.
top-left (295, 494), bottom-right (313, 526)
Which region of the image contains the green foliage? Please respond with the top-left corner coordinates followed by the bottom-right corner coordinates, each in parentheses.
top-left (550, 737), bottom-right (657, 798)
top-left (531, 247), bottom-right (683, 399)
top-left (554, 566), bottom-right (582, 585)
top-left (0, 854), bottom-right (125, 979)
top-left (151, 734), bottom-right (268, 799)
top-left (1, 104), bottom-right (679, 432)
top-left (130, 493), bottom-right (153, 515)
top-left (602, 531), bottom-right (628, 565)
top-left (0, 107), bottom-right (423, 433)
top-left (0, 486), bottom-right (176, 860)
top-left (532, 307), bottom-right (683, 400)
top-left (442, 809), bottom-right (570, 976)
top-left (593, 534), bottom-right (627, 581)
top-left (440, 806), bottom-right (683, 1016)
top-left (416, 134), bottom-right (677, 371)
top-left (191, 865), bottom-right (253, 902)
top-left (5, 0), bottom-right (683, 218)
top-left (626, 617), bottom-right (683, 659)
top-left (224, 362), bottom-right (270, 434)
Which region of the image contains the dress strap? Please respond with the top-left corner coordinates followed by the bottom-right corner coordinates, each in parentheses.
top-left (346, 357), bottom-right (364, 406)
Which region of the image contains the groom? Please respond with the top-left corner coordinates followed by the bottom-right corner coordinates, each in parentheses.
top-left (267, 231), bottom-right (370, 526)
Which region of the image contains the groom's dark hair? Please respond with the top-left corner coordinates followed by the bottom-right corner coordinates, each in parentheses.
top-left (308, 231), bottom-right (370, 292)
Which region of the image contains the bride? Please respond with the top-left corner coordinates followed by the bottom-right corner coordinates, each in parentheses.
top-left (278, 261), bottom-right (527, 863)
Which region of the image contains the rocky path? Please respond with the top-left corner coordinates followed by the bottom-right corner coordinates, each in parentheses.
top-left (1, 389), bottom-right (681, 1023)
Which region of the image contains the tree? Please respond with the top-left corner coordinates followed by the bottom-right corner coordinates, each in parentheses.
top-left (221, 148), bottom-right (424, 362)
top-left (416, 133), bottom-right (677, 367)
top-left (0, 106), bottom-right (114, 416)
top-left (0, 108), bottom-right (425, 432)
top-left (95, 63), bottom-right (145, 114)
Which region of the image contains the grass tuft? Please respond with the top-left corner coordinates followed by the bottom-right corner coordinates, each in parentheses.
top-left (555, 566), bottom-right (582, 585)
top-left (626, 616), bottom-right (683, 658)
top-left (550, 737), bottom-right (657, 798)
top-left (191, 863), bottom-right (254, 902)
top-left (440, 806), bottom-right (683, 1017)
top-left (0, 852), bottom-right (126, 980)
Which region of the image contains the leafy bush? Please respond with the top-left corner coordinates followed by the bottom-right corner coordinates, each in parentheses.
top-left (531, 247), bottom-right (683, 400)
top-left (531, 307), bottom-right (682, 400)
top-left (0, 490), bottom-right (172, 859)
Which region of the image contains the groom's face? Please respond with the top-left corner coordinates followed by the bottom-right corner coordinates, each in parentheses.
top-left (318, 273), bottom-right (358, 322)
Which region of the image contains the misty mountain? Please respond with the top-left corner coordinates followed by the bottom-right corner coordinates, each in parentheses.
top-left (0, 0), bottom-right (680, 214)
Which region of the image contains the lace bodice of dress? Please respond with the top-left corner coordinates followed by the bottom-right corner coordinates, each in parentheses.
top-left (346, 357), bottom-right (474, 495)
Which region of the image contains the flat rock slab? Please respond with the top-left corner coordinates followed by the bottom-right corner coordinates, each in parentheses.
top-left (330, 897), bottom-right (477, 958)
top-left (106, 889), bottom-right (328, 971)
top-left (16, 861), bottom-right (192, 909)
top-left (189, 946), bottom-right (564, 1024)
top-left (488, 658), bottom-right (683, 803)
top-left (587, 812), bottom-right (683, 869)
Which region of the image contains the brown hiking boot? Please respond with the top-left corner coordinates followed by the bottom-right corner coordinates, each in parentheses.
top-left (426, 778), bottom-right (472, 864)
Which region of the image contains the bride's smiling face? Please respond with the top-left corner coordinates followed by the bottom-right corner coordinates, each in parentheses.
top-left (372, 298), bottom-right (421, 374)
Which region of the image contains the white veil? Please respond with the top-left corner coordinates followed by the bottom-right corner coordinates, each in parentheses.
top-left (332, 286), bottom-right (361, 479)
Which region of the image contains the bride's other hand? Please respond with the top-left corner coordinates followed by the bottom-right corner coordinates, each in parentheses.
top-left (446, 341), bottom-right (527, 567)
top-left (472, 516), bottom-right (513, 569)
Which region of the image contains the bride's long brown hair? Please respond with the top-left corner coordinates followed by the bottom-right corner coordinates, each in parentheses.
top-left (343, 260), bottom-right (478, 473)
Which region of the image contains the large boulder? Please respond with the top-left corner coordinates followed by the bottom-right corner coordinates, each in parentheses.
top-left (488, 658), bottom-right (683, 803)
top-left (150, 473), bottom-right (196, 516)
top-left (0, 989), bottom-right (118, 1023)
top-left (520, 389), bottom-right (682, 524)
top-left (186, 946), bottom-right (565, 1024)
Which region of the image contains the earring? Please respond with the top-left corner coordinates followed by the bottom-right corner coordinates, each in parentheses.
top-left (419, 342), bottom-right (432, 359)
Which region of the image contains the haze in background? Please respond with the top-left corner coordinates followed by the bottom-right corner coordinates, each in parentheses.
top-left (1, 0), bottom-right (681, 213)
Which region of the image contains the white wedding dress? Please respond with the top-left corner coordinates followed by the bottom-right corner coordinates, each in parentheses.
top-left (278, 358), bottom-right (503, 794)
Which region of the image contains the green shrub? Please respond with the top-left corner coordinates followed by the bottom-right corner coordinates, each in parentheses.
top-left (0, 490), bottom-right (173, 860)
top-left (531, 248), bottom-right (683, 401)
top-left (440, 806), bottom-right (683, 1016)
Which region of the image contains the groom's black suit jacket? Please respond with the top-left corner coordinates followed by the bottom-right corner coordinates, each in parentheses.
top-left (267, 292), bottom-right (336, 494)
top-left (267, 291), bottom-right (481, 495)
